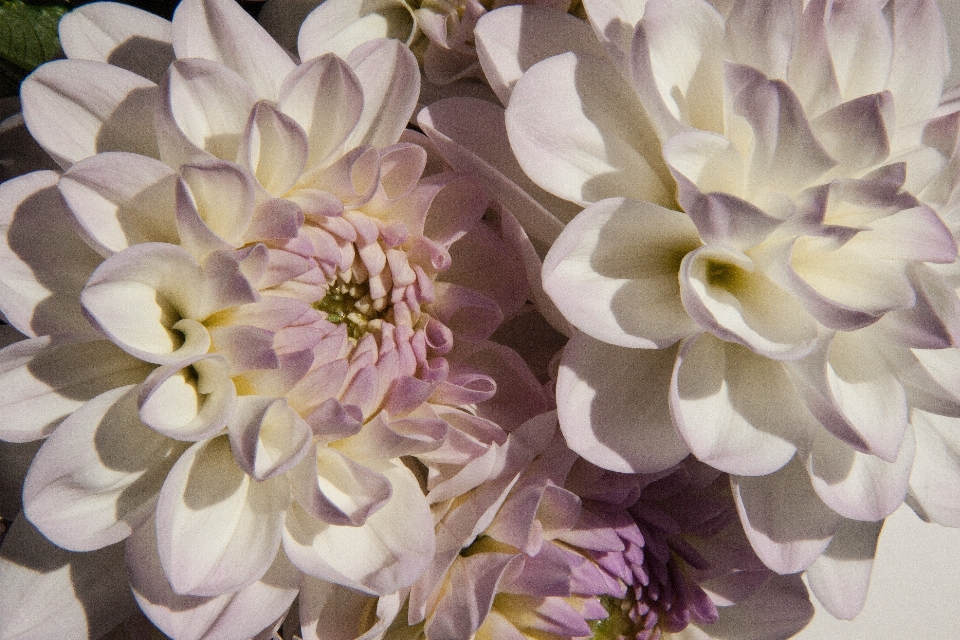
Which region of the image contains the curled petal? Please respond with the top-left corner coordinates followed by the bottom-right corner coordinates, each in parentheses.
top-left (556, 332), bottom-right (688, 474)
top-left (679, 243), bottom-right (819, 359)
top-left (23, 385), bottom-right (185, 551)
top-left (156, 435), bottom-right (288, 597)
top-left (282, 459), bottom-right (435, 595)
top-left (290, 445), bottom-right (392, 526)
top-left (138, 354), bottom-right (236, 441)
top-left (543, 197), bottom-right (700, 349)
top-left (431, 283), bottom-right (503, 343)
top-left (227, 395), bottom-right (312, 480)
top-left (81, 243), bottom-right (213, 364)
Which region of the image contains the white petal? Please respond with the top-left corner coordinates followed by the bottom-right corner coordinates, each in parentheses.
top-left (887, 0), bottom-right (949, 133)
top-left (282, 458), bottom-right (435, 595)
top-left (807, 424), bottom-right (915, 521)
top-left (633, 0), bottom-right (725, 134)
top-left (297, 0), bottom-right (416, 61)
top-left (556, 331), bottom-right (689, 474)
top-left (0, 171), bottom-right (103, 339)
top-left (127, 518), bottom-right (298, 640)
top-left (298, 576), bottom-right (402, 640)
top-left (805, 518), bottom-right (882, 620)
top-left (175, 160), bottom-right (256, 255)
top-left (23, 386), bottom-right (185, 551)
top-left (0, 516), bottom-right (136, 640)
top-left (0, 337), bottom-right (150, 442)
top-left (543, 197), bottom-right (699, 349)
top-left (21, 59), bottom-right (159, 167)
top-left (474, 5), bottom-right (607, 105)
top-left (908, 410), bottom-right (960, 528)
top-left (58, 2), bottom-right (174, 83)
top-left (172, 0), bottom-right (295, 101)
top-left (157, 58), bottom-right (257, 166)
top-left (506, 51), bottom-right (671, 206)
top-left (156, 435), bottom-right (288, 596)
top-left (59, 151), bottom-right (178, 255)
top-left (237, 101), bottom-right (308, 196)
top-left (671, 333), bottom-right (811, 476)
top-left (733, 456), bottom-right (842, 573)
top-left (344, 38), bottom-right (420, 150)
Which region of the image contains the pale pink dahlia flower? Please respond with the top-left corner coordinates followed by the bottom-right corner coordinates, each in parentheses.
top-left (383, 415), bottom-right (812, 640)
top-left (0, 0), bottom-right (538, 637)
top-left (419, 0), bottom-right (960, 620)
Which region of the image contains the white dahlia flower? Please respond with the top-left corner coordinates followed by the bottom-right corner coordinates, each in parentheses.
top-left (418, 0), bottom-right (960, 620)
top-left (0, 0), bottom-right (540, 637)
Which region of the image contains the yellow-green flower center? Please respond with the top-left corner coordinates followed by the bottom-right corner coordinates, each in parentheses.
top-left (314, 276), bottom-right (386, 340)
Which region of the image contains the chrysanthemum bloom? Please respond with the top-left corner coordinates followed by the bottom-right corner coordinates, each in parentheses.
top-left (384, 415), bottom-right (813, 640)
top-left (419, 0), bottom-right (960, 620)
top-left (0, 0), bottom-right (538, 636)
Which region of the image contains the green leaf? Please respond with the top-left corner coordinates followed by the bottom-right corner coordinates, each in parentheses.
top-left (0, 0), bottom-right (69, 73)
